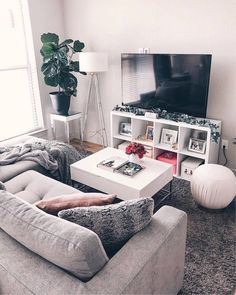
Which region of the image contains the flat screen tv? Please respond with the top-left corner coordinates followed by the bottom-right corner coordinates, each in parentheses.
top-left (121, 53), bottom-right (212, 118)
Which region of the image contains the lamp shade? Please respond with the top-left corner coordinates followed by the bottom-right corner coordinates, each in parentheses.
top-left (79, 52), bottom-right (108, 73)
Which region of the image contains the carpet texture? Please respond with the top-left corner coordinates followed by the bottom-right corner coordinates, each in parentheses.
top-left (74, 154), bottom-right (235, 294)
top-left (159, 178), bottom-right (235, 295)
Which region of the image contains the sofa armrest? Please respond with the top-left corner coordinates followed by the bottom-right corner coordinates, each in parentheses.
top-left (87, 205), bottom-right (187, 295)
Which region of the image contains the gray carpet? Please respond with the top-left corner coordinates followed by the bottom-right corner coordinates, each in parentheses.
top-left (73, 150), bottom-right (235, 294)
top-left (158, 178), bottom-right (235, 295)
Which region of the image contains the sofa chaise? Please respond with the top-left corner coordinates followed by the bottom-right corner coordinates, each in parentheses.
top-left (0, 168), bottom-right (187, 295)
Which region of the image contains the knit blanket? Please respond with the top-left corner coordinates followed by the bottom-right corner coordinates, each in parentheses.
top-left (0, 140), bottom-right (83, 184)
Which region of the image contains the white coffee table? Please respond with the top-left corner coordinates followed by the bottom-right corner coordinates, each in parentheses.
top-left (70, 147), bottom-right (173, 200)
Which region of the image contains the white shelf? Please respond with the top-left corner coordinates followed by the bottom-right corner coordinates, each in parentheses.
top-left (155, 143), bottom-right (179, 153)
top-left (113, 134), bottom-right (132, 141)
top-left (134, 139), bottom-right (154, 147)
top-left (179, 149), bottom-right (206, 160)
top-left (111, 111), bottom-right (221, 179)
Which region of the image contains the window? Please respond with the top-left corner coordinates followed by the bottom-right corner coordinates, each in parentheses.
top-left (122, 55), bottom-right (155, 104)
top-left (0, 0), bottom-right (43, 141)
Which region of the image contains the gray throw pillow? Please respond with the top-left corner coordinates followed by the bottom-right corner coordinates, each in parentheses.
top-left (58, 198), bottom-right (154, 248)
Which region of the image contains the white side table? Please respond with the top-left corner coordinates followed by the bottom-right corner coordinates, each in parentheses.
top-left (50, 112), bottom-right (83, 144)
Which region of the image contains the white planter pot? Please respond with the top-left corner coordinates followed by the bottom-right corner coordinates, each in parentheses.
top-left (128, 153), bottom-right (140, 164)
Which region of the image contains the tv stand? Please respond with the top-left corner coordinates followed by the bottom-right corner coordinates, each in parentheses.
top-left (110, 110), bottom-right (221, 180)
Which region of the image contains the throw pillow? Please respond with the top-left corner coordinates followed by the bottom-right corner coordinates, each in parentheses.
top-left (35, 193), bottom-right (116, 215)
top-left (0, 190), bottom-right (108, 281)
top-left (58, 197), bottom-right (154, 248)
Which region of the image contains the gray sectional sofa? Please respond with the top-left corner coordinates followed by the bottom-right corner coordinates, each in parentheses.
top-left (0, 150), bottom-right (187, 294)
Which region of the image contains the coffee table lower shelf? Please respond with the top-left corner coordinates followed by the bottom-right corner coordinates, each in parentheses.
top-left (72, 179), bottom-right (173, 206)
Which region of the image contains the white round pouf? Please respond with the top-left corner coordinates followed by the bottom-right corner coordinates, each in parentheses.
top-left (191, 164), bottom-right (236, 209)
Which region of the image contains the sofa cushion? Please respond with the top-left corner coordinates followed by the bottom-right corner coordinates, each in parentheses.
top-left (58, 198), bottom-right (154, 249)
top-left (35, 193), bottom-right (116, 215)
top-left (4, 170), bottom-right (79, 204)
top-left (0, 190), bottom-right (108, 281)
top-left (0, 160), bottom-right (47, 183)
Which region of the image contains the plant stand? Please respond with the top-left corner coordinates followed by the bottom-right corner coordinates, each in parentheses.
top-left (50, 112), bottom-right (83, 144)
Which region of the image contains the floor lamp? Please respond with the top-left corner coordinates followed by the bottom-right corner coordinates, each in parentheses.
top-left (79, 52), bottom-right (108, 147)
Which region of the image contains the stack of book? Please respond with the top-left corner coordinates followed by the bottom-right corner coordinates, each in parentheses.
top-left (97, 156), bottom-right (144, 177)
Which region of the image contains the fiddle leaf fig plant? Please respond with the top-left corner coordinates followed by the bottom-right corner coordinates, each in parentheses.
top-left (40, 32), bottom-right (86, 96)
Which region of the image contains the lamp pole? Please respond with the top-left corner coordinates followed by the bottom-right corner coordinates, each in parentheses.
top-left (82, 73), bottom-right (108, 147)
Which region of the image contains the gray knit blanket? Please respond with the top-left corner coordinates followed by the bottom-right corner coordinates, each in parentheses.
top-left (0, 140), bottom-right (83, 184)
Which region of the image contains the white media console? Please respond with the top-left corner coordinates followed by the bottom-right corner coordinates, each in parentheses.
top-left (111, 111), bottom-right (221, 178)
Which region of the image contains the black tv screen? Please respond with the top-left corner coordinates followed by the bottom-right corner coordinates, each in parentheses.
top-left (121, 53), bottom-right (212, 118)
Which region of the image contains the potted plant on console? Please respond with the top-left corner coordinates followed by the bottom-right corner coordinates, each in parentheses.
top-left (40, 32), bottom-right (86, 116)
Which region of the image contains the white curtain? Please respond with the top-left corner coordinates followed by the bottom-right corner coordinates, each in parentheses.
top-left (0, 0), bottom-right (43, 141)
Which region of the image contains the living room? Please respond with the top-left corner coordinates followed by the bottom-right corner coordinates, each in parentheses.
top-left (0, 0), bottom-right (235, 294)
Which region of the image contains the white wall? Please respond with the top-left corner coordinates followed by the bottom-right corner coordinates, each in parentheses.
top-left (28, 0), bottom-right (65, 135)
top-left (62, 0), bottom-right (236, 169)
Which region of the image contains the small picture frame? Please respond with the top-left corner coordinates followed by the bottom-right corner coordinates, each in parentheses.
top-left (161, 128), bottom-right (178, 145)
top-left (188, 138), bottom-right (206, 154)
top-left (145, 125), bottom-right (154, 141)
top-left (119, 122), bottom-right (131, 136)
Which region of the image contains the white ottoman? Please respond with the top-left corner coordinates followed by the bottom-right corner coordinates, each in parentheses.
top-left (191, 164), bottom-right (236, 209)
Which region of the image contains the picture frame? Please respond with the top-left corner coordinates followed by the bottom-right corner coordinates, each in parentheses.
top-left (188, 138), bottom-right (206, 154)
top-left (145, 125), bottom-right (154, 141)
top-left (161, 128), bottom-right (178, 145)
top-left (119, 122), bottom-right (132, 136)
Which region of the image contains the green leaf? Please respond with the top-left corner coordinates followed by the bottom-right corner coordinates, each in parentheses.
top-left (40, 48), bottom-right (45, 57)
top-left (58, 46), bottom-right (69, 59)
top-left (44, 76), bottom-right (58, 87)
top-left (59, 39), bottom-right (73, 47)
top-left (59, 57), bottom-right (68, 66)
top-left (59, 72), bottom-right (77, 96)
top-left (71, 89), bottom-right (77, 96)
top-left (70, 61), bottom-right (80, 72)
top-left (61, 65), bottom-right (70, 73)
top-left (41, 62), bottom-right (57, 77)
top-left (41, 43), bottom-right (56, 57)
top-left (73, 40), bottom-right (85, 52)
top-left (41, 33), bottom-right (59, 44)
top-left (43, 56), bottom-right (52, 63)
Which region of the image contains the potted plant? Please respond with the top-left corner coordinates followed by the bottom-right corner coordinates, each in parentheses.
top-left (125, 142), bottom-right (147, 163)
top-left (40, 32), bottom-right (86, 116)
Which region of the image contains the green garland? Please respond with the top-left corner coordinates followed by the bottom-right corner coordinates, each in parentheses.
top-left (112, 105), bottom-right (220, 143)
top-left (157, 109), bottom-right (220, 143)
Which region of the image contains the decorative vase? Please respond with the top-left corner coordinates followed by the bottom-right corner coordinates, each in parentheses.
top-left (50, 92), bottom-right (71, 116)
top-left (129, 153), bottom-right (140, 164)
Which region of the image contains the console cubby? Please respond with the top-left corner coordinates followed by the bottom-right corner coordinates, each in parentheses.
top-left (178, 126), bottom-right (210, 161)
top-left (111, 111), bottom-right (221, 179)
top-left (112, 137), bottom-right (130, 149)
top-left (154, 120), bottom-right (179, 153)
top-left (132, 118), bottom-right (154, 147)
top-left (111, 113), bottom-right (132, 141)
